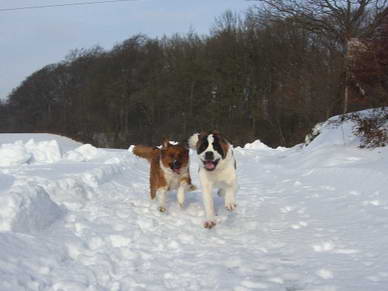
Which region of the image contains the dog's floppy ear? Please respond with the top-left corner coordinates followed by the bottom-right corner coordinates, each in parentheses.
top-left (161, 137), bottom-right (170, 148)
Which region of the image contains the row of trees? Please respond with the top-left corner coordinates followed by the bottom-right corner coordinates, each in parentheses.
top-left (1, 2), bottom-right (387, 148)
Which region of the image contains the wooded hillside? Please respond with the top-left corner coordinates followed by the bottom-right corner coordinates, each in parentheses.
top-left (1, 4), bottom-right (387, 147)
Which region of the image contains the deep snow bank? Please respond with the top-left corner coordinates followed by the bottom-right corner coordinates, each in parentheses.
top-left (0, 134), bottom-right (131, 234)
top-left (0, 133), bottom-right (82, 152)
top-left (0, 141), bottom-right (32, 167)
top-left (0, 136), bottom-right (107, 166)
top-left (305, 108), bottom-right (387, 150)
top-left (0, 183), bottom-right (64, 233)
top-left (0, 135), bottom-right (81, 167)
top-left (0, 112), bottom-right (388, 291)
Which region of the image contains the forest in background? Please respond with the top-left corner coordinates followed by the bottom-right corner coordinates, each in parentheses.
top-left (1, 1), bottom-right (387, 148)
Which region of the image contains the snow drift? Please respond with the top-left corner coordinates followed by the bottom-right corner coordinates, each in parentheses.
top-left (0, 110), bottom-right (387, 290)
top-left (0, 183), bottom-right (64, 233)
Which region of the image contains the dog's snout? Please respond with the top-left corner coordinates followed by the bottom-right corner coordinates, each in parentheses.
top-left (205, 151), bottom-right (214, 160)
top-left (171, 160), bottom-right (181, 169)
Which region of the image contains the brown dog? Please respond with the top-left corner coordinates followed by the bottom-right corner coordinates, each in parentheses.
top-left (133, 138), bottom-right (196, 212)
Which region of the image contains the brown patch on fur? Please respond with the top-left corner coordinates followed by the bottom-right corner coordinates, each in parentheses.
top-left (220, 138), bottom-right (230, 156)
top-left (149, 153), bottom-right (166, 199)
top-left (196, 130), bottom-right (230, 157)
top-left (212, 130), bottom-right (232, 144)
top-left (160, 143), bottom-right (189, 171)
top-left (194, 131), bottom-right (207, 149)
top-left (133, 140), bottom-right (193, 200)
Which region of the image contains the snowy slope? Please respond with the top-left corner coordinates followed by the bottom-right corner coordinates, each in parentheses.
top-left (0, 115), bottom-right (387, 291)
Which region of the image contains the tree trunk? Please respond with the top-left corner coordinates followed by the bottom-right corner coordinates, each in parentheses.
top-left (344, 78), bottom-right (349, 114)
top-left (344, 39), bottom-right (351, 114)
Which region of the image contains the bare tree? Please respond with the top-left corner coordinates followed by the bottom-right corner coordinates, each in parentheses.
top-left (254, 0), bottom-right (388, 113)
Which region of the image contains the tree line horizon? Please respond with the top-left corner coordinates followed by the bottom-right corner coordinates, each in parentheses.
top-left (1, 1), bottom-right (387, 148)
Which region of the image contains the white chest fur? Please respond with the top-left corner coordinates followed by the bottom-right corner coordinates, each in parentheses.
top-left (160, 161), bottom-right (187, 190)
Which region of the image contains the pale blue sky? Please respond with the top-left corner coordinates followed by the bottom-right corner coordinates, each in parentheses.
top-left (0, 0), bottom-right (253, 100)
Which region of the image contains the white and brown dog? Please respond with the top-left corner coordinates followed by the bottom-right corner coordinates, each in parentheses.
top-left (133, 138), bottom-right (196, 212)
top-left (189, 131), bottom-right (237, 228)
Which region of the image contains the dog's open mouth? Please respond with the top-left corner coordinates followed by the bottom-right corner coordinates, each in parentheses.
top-left (169, 160), bottom-right (183, 174)
top-left (169, 165), bottom-right (182, 174)
top-left (171, 167), bottom-right (181, 174)
top-left (203, 159), bottom-right (219, 171)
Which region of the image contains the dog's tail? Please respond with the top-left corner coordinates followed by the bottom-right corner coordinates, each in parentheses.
top-left (132, 145), bottom-right (158, 162)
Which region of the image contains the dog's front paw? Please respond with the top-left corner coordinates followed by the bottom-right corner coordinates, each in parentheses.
top-left (158, 206), bottom-right (167, 213)
top-left (203, 220), bottom-right (216, 229)
top-left (225, 199), bottom-right (237, 211)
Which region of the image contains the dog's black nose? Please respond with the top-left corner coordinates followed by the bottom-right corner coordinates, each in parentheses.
top-left (205, 151), bottom-right (214, 160)
top-left (171, 160), bottom-right (181, 169)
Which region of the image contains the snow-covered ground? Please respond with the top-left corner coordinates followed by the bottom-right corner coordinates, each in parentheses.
top-left (0, 113), bottom-right (387, 291)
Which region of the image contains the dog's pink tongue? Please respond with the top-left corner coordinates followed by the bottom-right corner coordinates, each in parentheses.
top-left (205, 161), bottom-right (215, 170)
